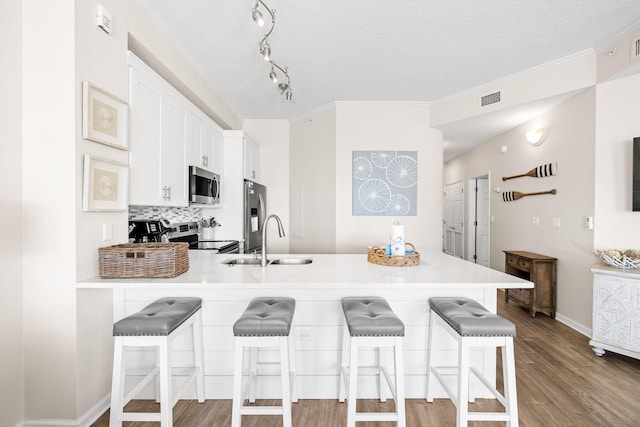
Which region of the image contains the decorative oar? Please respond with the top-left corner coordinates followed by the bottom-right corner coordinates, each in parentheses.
top-left (502, 162), bottom-right (557, 181)
top-left (503, 188), bottom-right (556, 201)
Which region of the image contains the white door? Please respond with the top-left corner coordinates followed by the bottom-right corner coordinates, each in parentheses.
top-left (443, 181), bottom-right (464, 258)
top-left (467, 176), bottom-right (490, 266)
top-left (475, 178), bottom-right (490, 267)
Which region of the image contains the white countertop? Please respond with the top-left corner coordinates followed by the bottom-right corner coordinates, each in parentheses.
top-left (79, 247), bottom-right (532, 290)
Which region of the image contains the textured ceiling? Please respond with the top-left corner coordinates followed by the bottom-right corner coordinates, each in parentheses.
top-left (137, 0), bottom-right (640, 158)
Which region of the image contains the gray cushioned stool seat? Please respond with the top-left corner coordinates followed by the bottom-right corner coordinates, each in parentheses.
top-left (429, 297), bottom-right (515, 337)
top-left (113, 297), bottom-right (202, 337)
top-left (233, 297), bottom-right (295, 337)
top-left (342, 297), bottom-right (404, 337)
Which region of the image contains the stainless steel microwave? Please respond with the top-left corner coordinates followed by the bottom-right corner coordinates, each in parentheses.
top-left (189, 166), bottom-right (221, 206)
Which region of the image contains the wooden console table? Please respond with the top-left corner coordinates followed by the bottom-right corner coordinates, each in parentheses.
top-left (503, 250), bottom-right (557, 318)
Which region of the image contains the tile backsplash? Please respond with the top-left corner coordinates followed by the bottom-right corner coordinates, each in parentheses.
top-left (129, 205), bottom-right (203, 223)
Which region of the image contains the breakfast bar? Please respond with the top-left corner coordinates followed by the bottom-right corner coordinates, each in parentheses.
top-left (79, 247), bottom-right (532, 400)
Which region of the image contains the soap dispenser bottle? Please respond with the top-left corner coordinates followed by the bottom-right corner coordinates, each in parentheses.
top-left (390, 221), bottom-right (405, 256)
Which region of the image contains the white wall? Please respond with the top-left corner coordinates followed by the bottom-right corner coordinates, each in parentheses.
top-left (335, 103), bottom-right (443, 253)
top-left (290, 106), bottom-right (337, 253)
top-left (14, 0), bottom-right (243, 423)
top-left (444, 89), bottom-right (597, 331)
top-left (0, 0), bottom-right (24, 425)
top-left (244, 120), bottom-right (291, 254)
top-left (594, 73), bottom-right (640, 247)
top-left (288, 103), bottom-right (443, 254)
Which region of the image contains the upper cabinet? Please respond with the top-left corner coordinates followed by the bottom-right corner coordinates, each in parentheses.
top-left (187, 108), bottom-right (224, 175)
top-left (128, 55), bottom-right (187, 206)
top-left (243, 136), bottom-right (260, 182)
top-left (128, 52), bottom-right (224, 207)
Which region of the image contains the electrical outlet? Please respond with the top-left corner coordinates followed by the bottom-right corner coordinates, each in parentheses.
top-left (296, 330), bottom-right (312, 342)
top-left (420, 304), bottom-right (430, 317)
top-left (553, 218), bottom-right (561, 228)
top-left (532, 216), bottom-right (539, 226)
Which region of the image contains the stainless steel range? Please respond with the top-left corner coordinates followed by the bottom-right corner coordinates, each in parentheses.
top-left (166, 221), bottom-right (239, 253)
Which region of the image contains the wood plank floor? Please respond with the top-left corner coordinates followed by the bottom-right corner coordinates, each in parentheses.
top-left (93, 290), bottom-right (640, 426)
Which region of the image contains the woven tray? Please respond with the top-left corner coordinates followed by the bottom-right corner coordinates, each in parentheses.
top-left (367, 242), bottom-right (420, 267)
top-left (99, 242), bottom-right (190, 278)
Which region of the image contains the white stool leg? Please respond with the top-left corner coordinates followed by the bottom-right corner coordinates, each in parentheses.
top-left (280, 336), bottom-right (293, 427)
top-left (158, 338), bottom-right (172, 427)
top-left (193, 310), bottom-right (205, 403)
top-left (249, 347), bottom-right (258, 403)
top-left (154, 347), bottom-right (160, 403)
top-left (425, 309), bottom-right (435, 402)
top-left (109, 337), bottom-right (125, 427)
top-left (378, 347), bottom-right (386, 402)
top-left (347, 337), bottom-right (359, 427)
top-left (231, 340), bottom-right (244, 427)
top-left (394, 337), bottom-right (406, 427)
top-left (504, 337), bottom-right (519, 427)
top-left (289, 328), bottom-right (298, 403)
top-left (339, 323), bottom-right (349, 403)
top-left (456, 338), bottom-right (470, 427)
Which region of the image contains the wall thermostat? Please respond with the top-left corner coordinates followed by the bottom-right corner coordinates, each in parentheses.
top-left (97, 5), bottom-right (113, 34)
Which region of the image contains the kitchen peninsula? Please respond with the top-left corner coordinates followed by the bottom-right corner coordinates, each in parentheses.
top-left (79, 247), bottom-right (532, 400)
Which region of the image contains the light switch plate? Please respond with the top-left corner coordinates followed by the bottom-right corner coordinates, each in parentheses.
top-left (532, 216), bottom-right (539, 226)
top-left (103, 223), bottom-right (113, 241)
top-left (553, 218), bottom-right (561, 228)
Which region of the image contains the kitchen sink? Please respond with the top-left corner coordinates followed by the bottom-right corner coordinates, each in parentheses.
top-left (269, 258), bottom-right (313, 265)
top-left (222, 258), bottom-right (264, 265)
top-left (222, 257), bottom-right (313, 266)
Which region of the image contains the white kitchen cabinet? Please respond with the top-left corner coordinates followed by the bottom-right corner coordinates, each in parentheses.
top-left (128, 55), bottom-right (187, 206)
top-left (187, 110), bottom-right (224, 174)
top-left (590, 264), bottom-right (640, 360)
top-left (243, 136), bottom-right (260, 182)
top-left (186, 110), bottom-right (205, 168)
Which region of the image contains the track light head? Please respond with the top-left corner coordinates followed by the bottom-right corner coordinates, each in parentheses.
top-left (260, 42), bottom-right (271, 61)
top-left (251, 4), bottom-right (264, 26)
top-left (269, 67), bottom-right (278, 83)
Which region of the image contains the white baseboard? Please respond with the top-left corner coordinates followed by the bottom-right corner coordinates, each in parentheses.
top-left (21, 395), bottom-right (110, 427)
top-left (555, 312), bottom-right (591, 338)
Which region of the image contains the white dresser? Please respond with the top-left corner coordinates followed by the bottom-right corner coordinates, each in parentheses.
top-left (590, 264), bottom-right (640, 360)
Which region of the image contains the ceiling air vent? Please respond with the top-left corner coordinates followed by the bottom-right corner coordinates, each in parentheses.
top-left (480, 91), bottom-right (501, 107)
top-left (631, 37), bottom-right (640, 61)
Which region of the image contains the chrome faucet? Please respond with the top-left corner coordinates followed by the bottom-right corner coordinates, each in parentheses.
top-left (261, 214), bottom-right (285, 267)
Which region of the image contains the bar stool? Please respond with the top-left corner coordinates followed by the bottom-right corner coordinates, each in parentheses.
top-left (339, 296), bottom-right (406, 427)
top-left (109, 297), bottom-right (205, 427)
top-left (231, 297), bottom-right (297, 427)
top-left (426, 297), bottom-right (518, 427)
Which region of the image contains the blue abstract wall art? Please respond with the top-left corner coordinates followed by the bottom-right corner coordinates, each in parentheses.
top-left (352, 150), bottom-right (417, 216)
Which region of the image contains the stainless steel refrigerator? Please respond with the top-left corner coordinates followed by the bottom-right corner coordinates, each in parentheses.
top-left (243, 180), bottom-right (267, 253)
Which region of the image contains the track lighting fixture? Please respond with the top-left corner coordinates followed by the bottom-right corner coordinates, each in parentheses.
top-left (251, 3), bottom-right (264, 27)
top-left (250, 0), bottom-right (294, 101)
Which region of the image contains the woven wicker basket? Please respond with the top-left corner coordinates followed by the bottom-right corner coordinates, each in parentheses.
top-left (99, 242), bottom-right (190, 278)
top-left (367, 242), bottom-right (420, 267)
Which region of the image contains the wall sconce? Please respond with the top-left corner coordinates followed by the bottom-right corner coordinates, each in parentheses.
top-left (526, 128), bottom-right (548, 146)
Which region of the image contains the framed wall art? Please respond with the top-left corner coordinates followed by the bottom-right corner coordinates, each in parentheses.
top-left (82, 155), bottom-right (129, 212)
top-left (352, 150), bottom-right (418, 216)
top-left (82, 81), bottom-right (129, 150)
